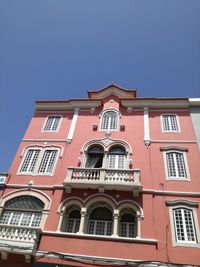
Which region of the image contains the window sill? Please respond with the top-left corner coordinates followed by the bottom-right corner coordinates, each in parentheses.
top-left (173, 241), bottom-right (200, 248)
top-left (166, 177), bottom-right (190, 181)
top-left (42, 230), bottom-right (158, 244)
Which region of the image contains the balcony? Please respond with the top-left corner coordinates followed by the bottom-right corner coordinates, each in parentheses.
top-left (0, 224), bottom-right (41, 262)
top-left (64, 167), bottom-right (142, 196)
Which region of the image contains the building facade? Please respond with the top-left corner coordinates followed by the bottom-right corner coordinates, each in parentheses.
top-left (0, 84), bottom-right (199, 267)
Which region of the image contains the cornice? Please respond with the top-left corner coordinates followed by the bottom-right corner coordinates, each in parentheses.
top-left (121, 98), bottom-right (189, 108)
top-left (189, 98), bottom-right (200, 106)
top-left (35, 100), bottom-right (102, 111)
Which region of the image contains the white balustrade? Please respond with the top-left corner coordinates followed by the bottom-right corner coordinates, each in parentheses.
top-left (65, 167), bottom-right (141, 191)
top-left (0, 225), bottom-right (40, 243)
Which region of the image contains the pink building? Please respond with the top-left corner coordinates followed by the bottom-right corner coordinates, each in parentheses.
top-left (0, 84), bottom-right (199, 267)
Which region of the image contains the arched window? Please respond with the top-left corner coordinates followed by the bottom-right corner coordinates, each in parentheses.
top-left (86, 146), bottom-right (104, 168)
top-left (101, 111), bottom-right (118, 131)
top-left (120, 210), bottom-right (136, 238)
top-left (87, 204), bottom-right (113, 236)
top-left (66, 209), bottom-right (81, 233)
top-left (0, 196), bottom-right (44, 228)
top-left (108, 147), bottom-right (126, 169)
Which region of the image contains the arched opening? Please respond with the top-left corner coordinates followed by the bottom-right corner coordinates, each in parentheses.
top-left (0, 196), bottom-right (44, 228)
top-left (119, 209), bottom-right (137, 238)
top-left (87, 203), bottom-right (113, 236)
top-left (86, 146), bottom-right (104, 168)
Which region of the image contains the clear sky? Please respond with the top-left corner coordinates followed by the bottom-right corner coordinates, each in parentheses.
top-left (0, 0), bottom-right (200, 172)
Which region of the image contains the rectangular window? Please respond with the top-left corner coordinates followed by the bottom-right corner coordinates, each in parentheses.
top-left (20, 150), bottom-right (40, 173)
top-left (108, 155), bottom-right (125, 169)
top-left (43, 116), bottom-right (61, 131)
top-left (120, 222), bottom-right (135, 238)
top-left (173, 208), bottom-right (196, 243)
top-left (0, 211), bottom-right (42, 227)
top-left (38, 150), bottom-right (57, 174)
top-left (166, 152), bottom-right (187, 179)
top-left (19, 148), bottom-right (59, 175)
top-left (88, 220), bottom-right (112, 236)
top-left (162, 115), bottom-right (179, 132)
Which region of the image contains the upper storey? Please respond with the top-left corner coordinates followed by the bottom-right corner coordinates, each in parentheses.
top-left (8, 84), bottom-right (199, 192)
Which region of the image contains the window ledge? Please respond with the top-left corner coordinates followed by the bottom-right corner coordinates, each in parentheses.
top-left (173, 242), bottom-right (200, 248)
top-left (42, 231), bottom-right (158, 244)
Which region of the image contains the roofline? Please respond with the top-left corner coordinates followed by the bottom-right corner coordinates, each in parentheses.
top-left (87, 83), bottom-right (137, 98)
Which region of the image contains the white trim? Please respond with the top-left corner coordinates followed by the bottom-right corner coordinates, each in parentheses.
top-left (99, 109), bottom-right (120, 132)
top-left (0, 189), bottom-right (51, 210)
top-left (17, 146), bottom-right (61, 176)
top-left (162, 149), bottom-right (190, 181)
top-left (168, 204), bottom-right (200, 247)
top-left (22, 139), bottom-right (67, 142)
top-left (151, 140), bottom-right (196, 143)
top-left (42, 115), bottom-right (62, 132)
top-left (144, 107), bottom-right (150, 145)
top-left (66, 108), bottom-right (79, 143)
top-left (160, 114), bottom-right (180, 133)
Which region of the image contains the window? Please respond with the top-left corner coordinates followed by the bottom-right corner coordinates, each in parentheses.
top-left (19, 147), bottom-right (59, 175)
top-left (108, 147), bottom-right (126, 169)
top-left (101, 110), bottom-right (118, 131)
top-left (0, 196), bottom-right (44, 228)
top-left (87, 206), bottom-right (113, 236)
top-left (161, 115), bottom-right (179, 132)
top-left (66, 210), bottom-right (80, 233)
top-left (166, 152), bottom-right (187, 178)
top-left (173, 208), bottom-right (196, 243)
top-left (43, 116), bottom-right (61, 132)
top-left (166, 200), bottom-right (199, 247)
top-left (86, 146), bottom-right (104, 168)
top-left (161, 147), bottom-right (190, 180)
top-left (38, 150), bottom-right (58, 174)
top-left (20, 149), bottom-right (40, 174)
top-left (120, 211), bottom-right (136, 238)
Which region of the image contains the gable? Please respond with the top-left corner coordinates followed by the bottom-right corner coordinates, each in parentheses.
top-left (88, 83), bottom-right (136, 99)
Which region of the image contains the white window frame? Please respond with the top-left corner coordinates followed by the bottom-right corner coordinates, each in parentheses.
top-left (100, 109), bottom-right (119, 132)
top-left (18, 147), bottom-right (60, 176)
top-left (162, 149), bottom-right (190, 181)
top-left (0, 210), bottom-right (42, 228)
top-left (108, 154), bottom-right (125, 169)
top-left (167, 202), bottom-right (200, 247)
top-left (42, 115), bottom-right (62, 132)
top-left (160, 114), bottom-right (180, 133)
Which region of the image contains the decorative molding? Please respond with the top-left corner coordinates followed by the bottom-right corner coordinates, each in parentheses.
top-left (160, 146), bottom-right (188, 152)
top-left (151, 140), bottom-right (196, 144)
top-left (22, 139), bottom-right (66, 143)
top-left (166, 200), bottom-right (199, 207)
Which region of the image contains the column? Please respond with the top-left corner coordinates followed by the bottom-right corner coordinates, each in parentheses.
top-left (78, 207), bottom-right (87, 234)
top-left (112, 209), bottom-right (119, 237)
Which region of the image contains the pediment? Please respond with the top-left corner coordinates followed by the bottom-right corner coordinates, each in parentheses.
top-left (88, 83), bottom-right (136, 99)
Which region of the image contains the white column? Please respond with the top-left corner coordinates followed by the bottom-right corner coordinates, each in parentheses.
top-left (66, 108), bottom-right (79, 144)
top-left (78, 207), bottom-right (87, 234)
top-left (112, 209), bottom-right (119, 237)
top-left (144, 107), bottom-right (151, 146)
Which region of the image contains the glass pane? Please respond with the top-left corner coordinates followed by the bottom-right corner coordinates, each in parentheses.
top-left (5, 196), bottom-right (44, 210)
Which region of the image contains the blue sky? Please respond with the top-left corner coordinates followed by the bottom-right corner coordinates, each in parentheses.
top-left (0, 0), bottom-right (200, 172)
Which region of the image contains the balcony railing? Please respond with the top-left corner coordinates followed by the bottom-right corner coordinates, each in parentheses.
top-left (64, 167), bottom-right (142, 195)
top-left (0, 224), bottom-right (41, 261)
